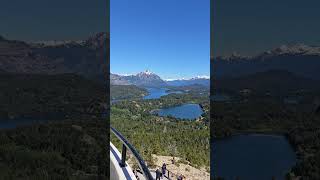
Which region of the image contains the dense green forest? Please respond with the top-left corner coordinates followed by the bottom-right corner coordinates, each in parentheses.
top-left (0, 73), bottom-right (107, 120)
top-left (110, 85), bottom-right (147, 100)
top-left (211, 90), bottom-right (320, 179)
top-left (0, 119), bottom-right (108, 179)
top-left (114, 92), bottom-right (209, 122)
top-left (0, 73), bottom-right (108, 179)
top-left (111, 88), bottom-right (210, 169)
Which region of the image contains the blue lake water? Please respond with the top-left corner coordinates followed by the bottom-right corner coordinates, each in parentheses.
top-left (212, 134), bottom-right (296, 180)
top-left (211, 94), bottom-right (231, 102)
top-left (143, 88), bottom-right (183, 100)
top-left (0, 113), bottom-right (67, 129)
top-left (156, 103), bottom-right (203, 120)
top-left (0, 119), bottom-right (48, 129)
top-left (283, 97), bottom-right (300, 104)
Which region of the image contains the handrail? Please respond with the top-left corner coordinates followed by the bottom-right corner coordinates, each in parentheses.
top-left (110, 127), bottom-right (154, 180)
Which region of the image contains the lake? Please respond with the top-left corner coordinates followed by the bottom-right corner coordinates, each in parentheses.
top-left (283, 96), bottom-right (301, 104)
top-left (0, 113), bottom-right (67, 129)
top-left (143, 87), bottom-right (183, 100)
top-left (212, 134), bottom-right (296, 180)
top-left (211, 94), bottom-right (231, 102)
top-left (156, 103), bottom-right (204, 120)
top-left (0, 118), bottom-right (48, 129)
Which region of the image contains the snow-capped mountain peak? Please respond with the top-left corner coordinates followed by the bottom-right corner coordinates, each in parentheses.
top-left (166, 75), bottom-right (209, 81)
top-left (193, 75), bottom-right (210, 80)
top-left (31, 40), bottom-right (86, 47)
top-left (111, 72), bottom-right (210, 87)
top-left (165, 78), bottom-right (187, 81)
top-left (272, 44), bottom-right (310, 55)
top-left (218, 52), bottom-right (252, 61)
top-left (263, 43), bottom-right (320, 56)
top-left (137, 70), bottom-right (156, 77)
top-left (111, 70), bottom-right (166, 87)
top-left (212, 43), bottom-right (320, 80)
top-left (28, 32), bottom-right (108, 48)
top-left (144, 70), bottom-right (153, 75)
top-left (216, 43), bottom-right (320, 61)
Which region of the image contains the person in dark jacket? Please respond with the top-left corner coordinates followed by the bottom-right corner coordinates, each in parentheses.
top-left (156, 168), bottom-right (161, 180)
top-left (161, 163), bottom-right (167, 178)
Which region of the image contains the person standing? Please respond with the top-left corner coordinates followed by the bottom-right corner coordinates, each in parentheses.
top-left (156, 168), bottom-right (161, 180)
top-left (161, 163), bottom-right (167, 178)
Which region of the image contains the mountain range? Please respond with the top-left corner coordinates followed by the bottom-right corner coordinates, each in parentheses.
top-left (111, 70), bottom-right (210, 87)
top-left (111, 70), bottom-right (166, 87)
top-left (166, 76), bottom-right (210, 86)
top-left (213, 44), bottom-right (320, 80)
top-left (0, 32), bottom-right (109, 82)
top-left (3, 35), bottom-right (318, 90)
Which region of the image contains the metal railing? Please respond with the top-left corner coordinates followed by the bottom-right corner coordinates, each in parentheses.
top-left (110, 127), bottom-right (154, 180)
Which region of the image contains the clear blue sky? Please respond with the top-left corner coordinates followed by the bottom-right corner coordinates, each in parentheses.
top-left (212, 0), bottom-right (320, 57)
top-left (0, 0), bottom-right (108, 41)
top-left (111, 0), bottom-right (210, 80)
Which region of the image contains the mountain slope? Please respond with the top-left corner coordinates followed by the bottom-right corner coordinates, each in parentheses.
top-left (111, 70), bottom-right (167, 87)
top-left (0, 33), bottom-right (109, 82)
top-left (111, 71), bottom-right (210, 87)
top-left (111, 85), bottom-right (147, 100)
top-left (110, 73), bottom-right (131, 85)
top-left (166, 77), bottom-right (210, 86)
top-left (125, 70), bottom-right (167, 87)
top-left (0, 37), bottom-right (67, 74)
top-left (213, 44), bottom-right (320, 80)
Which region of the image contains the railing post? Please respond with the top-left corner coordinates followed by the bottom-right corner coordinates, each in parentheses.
top-left (111, 127), bottom-right (154, 179)
top-left (120, 144), bottom-right (127, 167)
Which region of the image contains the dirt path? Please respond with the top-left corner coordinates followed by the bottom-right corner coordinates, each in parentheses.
top-left (151, 155), bottom-right (210, 180)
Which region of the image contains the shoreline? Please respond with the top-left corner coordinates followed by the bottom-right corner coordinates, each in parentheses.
top-left (212, 129), bottom-right (300, 176)
top-left (149, 103), bottom-right (205, 122)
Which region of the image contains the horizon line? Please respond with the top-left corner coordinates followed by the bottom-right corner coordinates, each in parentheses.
top-left (111, 71), bottom-right (209, 80)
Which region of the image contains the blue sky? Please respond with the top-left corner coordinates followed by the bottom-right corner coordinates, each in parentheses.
top-left (0, 0), bottom-right (108, 41)
top-left (212, 0), bottom-right (320, 57)
top-left (111, 0), bottom-right (210, 80)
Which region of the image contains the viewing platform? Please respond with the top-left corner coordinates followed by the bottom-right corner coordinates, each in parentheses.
top-left (110, 127), bottom-right (154, 180)
top-left (110, 127), bottom-right (178, 180)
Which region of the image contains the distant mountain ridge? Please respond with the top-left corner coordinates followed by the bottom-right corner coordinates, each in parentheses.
top-left (217, 44), bottom-right (320, 60)
top-left (111, 71), bottom-right (210, 87)
top-left (0, 32), bottom-right (109, 82)
top-left (166, 76), bottom-right (210, 86)
top-left (213, 43), bottom-right (320, 80)
top-left (111, 70), bottom-right (166, 87)
top-left (110, 73), bottom-right (131, 85)
top-left (125, 70), bottom-right (167, 87)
